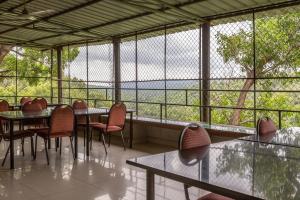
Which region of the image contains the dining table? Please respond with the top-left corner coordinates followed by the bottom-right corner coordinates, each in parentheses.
top-left (9, 103), bottom-right (62, 111)
top-left (0, 107), bottom-right (135, 169)
top-left (239, 127), bottom-right (300, 148)
top-left (127, 139), bottom-right (300, 200)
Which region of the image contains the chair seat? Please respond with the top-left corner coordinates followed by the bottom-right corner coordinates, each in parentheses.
top-left (2, 130), bottom-right (34, 140)
top-left (36, 128), bottom-right (72, 138)
top-left (77, 122), bottom-right (99, 126)
top-left (198, 193), bottom-right (233, 200)
top-left (91, 123), bottom-right (122, 132)
top-left (28, 126), bottom-right (49, 133)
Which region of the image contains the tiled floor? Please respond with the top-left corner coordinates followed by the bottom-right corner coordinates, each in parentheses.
top-left (0, 137), bottom-right (207, 200)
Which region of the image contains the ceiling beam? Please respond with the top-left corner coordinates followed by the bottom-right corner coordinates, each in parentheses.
top-left (7, 0), bottom-right (35, 12)
top-left (0, 0), bottom-right (106, 35)
top-left (0, 35), bottom-right (50, 48)
top-left (0, 0), bottom-right (104, 38)
top-left (115, 0), bottom-right (202, 23)
top-left (151, 0), bottom-right (206, 21)
top-left (0, 22), bottom-right (99, 40)
top-left (23, 0), bottom-right (208, 43)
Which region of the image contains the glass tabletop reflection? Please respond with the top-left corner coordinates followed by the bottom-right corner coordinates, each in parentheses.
top-left (127, 140), bottom-right (300, 200)
top-left (240, 127), bottom-right (300, 147)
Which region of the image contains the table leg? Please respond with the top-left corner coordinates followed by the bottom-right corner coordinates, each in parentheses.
top-left (146, 170), bottom-right (155, 200)
top-left (74, 116), bottom-right (78, 159)
top-left (86, 115), bottom-right (90, 156)
top-left (47, 118), bottom-right (51, 149)
top-left (130, 112), bottom-right (133, 148)
top-left (9, 120), bottom-right (14, 169)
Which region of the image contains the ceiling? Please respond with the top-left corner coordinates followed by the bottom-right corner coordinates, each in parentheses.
top-left (0, 0), bottom-right (298, 48)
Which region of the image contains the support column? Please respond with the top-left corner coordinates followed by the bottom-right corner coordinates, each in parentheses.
top-left (113, 38), bottom-right (121, 102)
top-left (201, 22), bottom-right (210, 122)
top-left (57, 46), bottom-right (63, 104)
top-left (50, 49), bottom-right (53, 103)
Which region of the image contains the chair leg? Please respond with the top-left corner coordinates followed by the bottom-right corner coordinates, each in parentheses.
top-left (59, 137), bottom-right (62, 156)
top-left (90, 130), bottom-right (93, 151)
top-left (2, 145), bottom-right (10, 166)
top-left (120, 131), bottom-right (126, 151)
top-left (55, 139), bottom-right (57, 152)
top-left (43, 139), bottom-right (49, 165)
top-left (34, 135), bottom-right (38, 160)
top-left (69, 137), bottom-right (75, 160)
top-left (83, 129), bottom-right (86, 147)
top-left (108, 134), bottom-right (111, 147)
top-left (184, 184), bottom-right (190, 200)
top-left (98, 130), bottom-right (101, 141)
top-left (21, 138), bottom-right (25, 156)
top-left (101, 133), bottom-right (107, 155)
top-left (30, 136), bottom-right (34, 158)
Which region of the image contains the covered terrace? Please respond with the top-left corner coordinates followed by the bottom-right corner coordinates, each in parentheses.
top-left (0, 0), bottom-right (299, 200)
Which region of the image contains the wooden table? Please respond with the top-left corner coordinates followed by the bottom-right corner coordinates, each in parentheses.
top-left (127, 140), bottom-right (300, 200)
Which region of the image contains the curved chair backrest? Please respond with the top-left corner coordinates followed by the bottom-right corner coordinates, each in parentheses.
top-left (72, 100), bottom-right (88, 110)
top-left (33, 97), bottom-right (47, 109)
top-left (21, 101), bottom-right (43, 126)
top-left (108, 102), bottom-right (127, 128)
top-left (0, 100), bottom-right (9, 112)
top-left (178, 123), bottom-right (211, 150)
top-left (72, 100), bottom-right (88, 124)
top-left (22, 101), bottom-right (43, 113)
top-left (20, 97), bottom-right (32, 106)
top-left (50, 105), bottom-right (74, 135)
top-left (257, 117), bottom-right (277, 136)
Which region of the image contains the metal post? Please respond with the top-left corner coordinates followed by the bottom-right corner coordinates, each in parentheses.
top-left (253, 12), bottom-right (257, 127)
top-left (15, 47), bottom-right (18, 104)
top-left (113, 38), bottom-right (121, 102)
top-left (50, 49), bottom-right (53, 104)
top-left (201, 22), bottom-right (211, 123)
top-left (68, 45), bottom-right (71, 104)
top-left (164, 27), bottom-right (167, 120)
top-left (199, 25), bottom-right (202, 121)
top-left (86, 42), bottom-right (89, 105)
top-left (57, 46), bottom-right (63, 104)
top-left (135, 33), bottom-right (139, 116)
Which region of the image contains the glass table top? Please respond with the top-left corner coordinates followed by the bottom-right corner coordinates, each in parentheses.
top-left (240, 127), bottom-right (300, 147)
top-left (127, 140), bottom-right (300, 200)
top-left (0, 107), bottom-right (133, 120)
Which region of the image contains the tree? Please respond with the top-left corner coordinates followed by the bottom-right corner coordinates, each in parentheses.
top-left (217, 12), bottom-right (300, 125)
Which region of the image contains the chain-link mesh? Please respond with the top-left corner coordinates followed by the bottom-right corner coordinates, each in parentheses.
top-left (0, 5), bottom-right (298, 130)
top-left (210, 14), bottom-right (254, 127)
top-left (120, 40), bottom-right (136, 113)
top-left (137, 32), bottom-right (165, 119)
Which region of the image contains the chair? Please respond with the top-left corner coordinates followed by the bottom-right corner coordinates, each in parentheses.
top-left (72, 100), bottom-right (90, 146)
top-left (21, 101), bottom-right (46, 130)
top-left (90, 102), bottom-right (127, 154)
top-left (20, 97), bottom-right (32, 106)
top-left (32, 97), bottom-right (47, 110)
top-left (0, 99), bottom-right (10, 136)
top-left (256, 117), bottom-right (277, 136)
top-left (34, 105), bottom-right (75, 165)
top-left (0, 117), bottom-right (35, 166)
top-left (178, 123), bottom-right (233, 200)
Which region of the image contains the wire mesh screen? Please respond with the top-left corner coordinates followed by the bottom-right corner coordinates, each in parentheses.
top-left (166, 28), bottom-right (200, 121)
top-left (0, 46), bottom-right (52, 104)
top-left (88, 43), bottom-right (113, 108)
top-left (120, 39), bottom-right (136, 113)
top-left (254, 6), bottom-right (300, 128)
top-left (0, 5), bottom-right (298, 130)
top-left (210, 14), bottom-right (255, 127)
